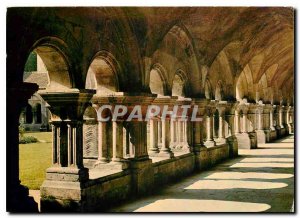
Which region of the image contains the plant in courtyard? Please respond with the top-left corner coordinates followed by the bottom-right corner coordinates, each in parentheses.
top-left (19, 125), bottom-right (25, 138)
top-left (19, 135), bottom-right (38, 144)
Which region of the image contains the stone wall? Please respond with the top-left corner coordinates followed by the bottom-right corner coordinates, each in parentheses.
top-left (41, 142), bottom-right (236, 212)
top-left (153, 153), bottom-right (195, 186)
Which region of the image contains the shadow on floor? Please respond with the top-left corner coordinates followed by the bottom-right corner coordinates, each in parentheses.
top-left (110, 135), bottom-right (294, 212)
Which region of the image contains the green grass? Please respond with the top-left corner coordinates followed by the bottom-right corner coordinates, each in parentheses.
top-left (19, 132), bottom-right (52, 190)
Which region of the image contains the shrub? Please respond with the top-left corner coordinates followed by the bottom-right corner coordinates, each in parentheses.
top-left (19, 125), bottom-right (25, 138)
top-left (19, 136), bottom-right (38, 144)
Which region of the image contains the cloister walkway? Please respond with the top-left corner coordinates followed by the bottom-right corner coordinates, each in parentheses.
top-left (110, 135), bottom-right (294, 212)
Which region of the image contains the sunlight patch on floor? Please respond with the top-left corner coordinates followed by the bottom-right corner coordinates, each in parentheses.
top-left (184, 179), bottom-right (287, 190)
top-left (258, 144), bottom-right (294, 148)
top-left (240, 158), bottom-right (294, 163)
top-left (230, 162), bottom-right (294, 168)
top-left (133, 199), bottom-right (271, 212)
top-left (239, 149), bottom-right (293, 156)
top-left (205, 172), bottom-right (294, 180)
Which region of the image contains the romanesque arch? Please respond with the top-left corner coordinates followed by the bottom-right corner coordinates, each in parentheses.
top-left (85, 51), bottom-right (120, 95)
top-left (149, 63), bottom-right (169, 96)
top-left (172, 70), bottom-right (188, 97)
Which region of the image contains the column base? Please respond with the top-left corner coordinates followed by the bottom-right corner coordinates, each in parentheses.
top-left (41, 180), bottom-right (83, 212)
top-left (256, 130), bottom-right (267, 144)
top-left (236, 133), bottom-right (257, 149)
top-left (107, 160), bottom-right (129, 170)
top-left (148, 148), bottom-right (160, 156)
top-left (269, 129), bottom-right (277, 141)
top-left (181, 142), bottom-right (192, 152)
top-left (169, 142), bottom-right (177, 149)
top-left (277, 127), bottom-right (287, 137)
top-left (45, 166), bottom-right (89, 182)
top-left (93, 158), bottom-right (109, 168)
top-left (129, 158), bottom-right (154, 196)
top-left (40, 167), bottom-right (89, 212)
top-left (83, 158), bottom-right (98, 168)
top-left (204, 140), bottom-right (216, 148)
top-left (158, 149), bottom-right (174, 158)
top-left (216, 138), bottom-right (226, 144)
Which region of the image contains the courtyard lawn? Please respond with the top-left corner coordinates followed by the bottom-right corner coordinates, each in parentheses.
top-left (19, 132), bottom-right (52, 190)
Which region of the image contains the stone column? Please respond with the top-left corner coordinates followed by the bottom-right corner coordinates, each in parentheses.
top-left (234, 110), bottom-right (240, 134)
top-left (213, 113), bottom-right (217, 139)
top-left (158, 118), bottom-right (174, 157)
top-left (242, 109), bottom-right (248, 133)
top-left (19, 109), bottom-right (26, 125)
top-left (286, 106), bottom-right (292, 134)
top-left (39, 89), bottom-right (95, 211)
top-left (32, 106), bottom-right (38, 124)
top-left (169, 119), bottom-right (176, 149)
top-left (257, 108), bottom-right (263, 130)
top-left (129, 120), bottom-right (154, 195)
top-left (279, 106), bottom-right (284, 128)
top-left (181, 118), bottom-right (191, 151)
top-left (51, 121), bottom-right (60, 165)
top-left (269, 107), bottom-right (275, 130)
top-left (191, 101), bottom-right (206, 153)
top-left (204, 108), bottom-right (216, 147)
top-left (111, 120), bottom-right (125, 163)
top-left (94, 121), bottom-right (108, 167)
top-left (217, 106), bottom-right (226, 144)
top-left (177, 120), bottom-right (182, 145)
top-left (148, 118), bottom-right (159, 155)
top-left (255, 105), bottom-right (267, 144)
top-left (66, 121), bottom-right (84, 168)
top-left (7, 82), bottom-right (39, 212)
top-left (157, 119), bottom-right (162, 148)
top-left (235, 104), bottom-right (256, 149)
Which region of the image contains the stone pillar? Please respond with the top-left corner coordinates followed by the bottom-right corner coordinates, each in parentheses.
top-left (279, 106), bottom-right (284, 128)
top-left (19, 109), bottom-right (26, 125)
top-left (112, 121), bottom-right (124, 162)
top-left (234, 110), bottom-right (241, 134)
top-left (51, 122), bottom-right (60, 165)
top-left (256, 106), bottom-right (267, 144)
top-left (286, 106), bottom-right (292, 134)
top-left (32, 107), bottom-right (37, 124)
top-left (39, 89), bottom-right (95, 211)
top-left (242, 109), bottom-right (248, 133)
top-left (217, 106), bottom-right (226, 144)
top-left (257, 108), bottom-right (263, 130)
top-left (94, 121), bottom-right (108, 167)
top-left (290, 107), bottom-right (294, 133)
top-left (204, 108), bottom-right (216, 147)
top-left (7, 82), bottom-right (39, 212)
top-left (169, 119), bottom-right (176, 149)
top-left (177, 120), bottom-right (182, 145)
top-left (213, 114), bottom-right (218, 139)
top-left (182, 119), bottom-right (188, 146)
top-left (158, 118), bottom-right (174, 157)
top-left (148, 118), bottom-right (159, 155)
top-left (129, 120), bottom-right (154, 195)
top-left (66, 121), bottom-right (84, 167)
top-left (235, 104), bottom-right (256, 149)
top-left (269, 108), bottom-right (275, 130)
top-left (157, 119), bottom-right (162, 147)
top-left (179, 117), bottom-right (191, 151)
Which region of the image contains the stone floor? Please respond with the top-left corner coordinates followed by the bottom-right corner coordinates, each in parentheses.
top-left (110, 135), bottom-right (294, 212)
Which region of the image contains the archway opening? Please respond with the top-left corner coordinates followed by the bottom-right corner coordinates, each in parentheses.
top-left (172, 73), bottom-right (186, 97)
top-left (19, 45), bottom-right (71, 209)
top-left (149, 68), bottom-right (166, 96)
top-left (205, 79), bottom-right (212, 100)
top-left (215, 81), bottom-right (224, 101)
top-left (85, 55), bottom-right (119, 95)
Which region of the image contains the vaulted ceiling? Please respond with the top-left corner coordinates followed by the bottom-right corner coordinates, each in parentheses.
top-left (7, 7), bottom-right (294, 104)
